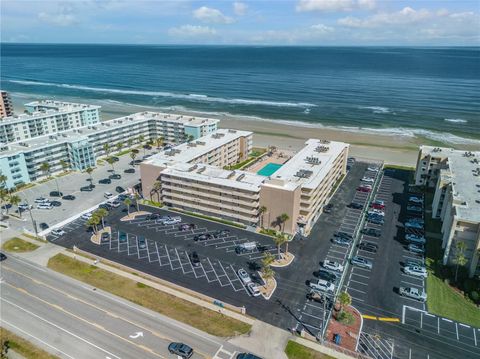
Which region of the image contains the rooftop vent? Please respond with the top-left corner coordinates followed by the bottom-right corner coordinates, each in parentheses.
top-left (227, 171), bottom-right (236, 179)
top-left (318, 140), bottom-right (330, 144)
top-left (236, 173), bottom-right (245, 181)
top-left (295, 169), bottom-right (314, 178)
top-left (196, 141), bottom-right (206, 146)
top-left (315, 146), bottom-right (329, 153)
top-left (305, 156), bottom-right (321, 165)
top-left (228, 129), bottom-right (237, 133)
top-left (212, 133), bottom-right (225, 139)
top-left (187, 142), bottom-right (197, 147)
top-left (432, 147), bottom-right (442, 152)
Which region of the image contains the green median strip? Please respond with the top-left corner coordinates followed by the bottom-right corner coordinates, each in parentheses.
top-left (47, 254), bottom-right (251, 337)
top-left (2, 238), bottom-right (39, 253)
top-left (285, 341), bottom-right (335, 359)
top-left (0, 327), bottom-right (59, 359)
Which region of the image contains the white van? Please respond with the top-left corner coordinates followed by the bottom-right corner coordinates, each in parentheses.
top-left (309, 279), bottom-right (335, 293)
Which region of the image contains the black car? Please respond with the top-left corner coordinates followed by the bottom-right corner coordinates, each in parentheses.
top-left (314, 269), bottom-right (337, 283)
top-left (99, 178), bottom-right (112, 184)
top-left (109, 173), bottom-right (121, 180)
top-left (361, 228), bottom-right (381, 237)
top-left (146, 213), bottom-right (160, 220)
top-left (49, 191), bottom-right (63, 197)
top-left (111, 156), bottom-right (119, 162)
top-left (236, 353), bottom-right (262, 359)
top-left (0, 252), bottom-right (7, 261)
top-left (358, 242), bottom-right (378, 253)
top-left (193, 233), bottom-right (213, 241)
top-left (39, 222), bottom-right (49, 230)
top-left (332, 237), bottom-right (351, 247)
top-left (62, 194), bottom-right (76, 200)
top-left (124, 168), bottom-right (135, 173)
top-left (80, 186), bottom-right (93, 192)
top-left (167, 342), bottom-right (193, 359)
top-left (189, 251), bottom-right (201, 267)
top-left (323, 203), bottom-right (334, 213)
top-left (334, 231), bottom-right (353, 240)
top-left (50, 200), bottom-right (62, 207)
top-left (101, 232), bottom-right (110, 242)
top-left (213, 229), bottom-right (230, 238)
top-left (348, 202), bottom-right (363, 210)
top-left (99, 203), bottom-right (112, 210)
top-left (115, 186), bottom-right (125, 193)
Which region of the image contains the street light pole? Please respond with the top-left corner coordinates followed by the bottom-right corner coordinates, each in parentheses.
top-left (23, 197), bottom-right (38, 238)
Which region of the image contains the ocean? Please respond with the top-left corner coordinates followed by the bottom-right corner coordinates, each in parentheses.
top-left (1, 44), bottom-right (479, 144)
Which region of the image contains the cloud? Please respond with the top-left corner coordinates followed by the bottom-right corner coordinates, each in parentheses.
top-left (168, 24), bottom-right (217, 37)
top-left (310, 24), bottom-right (334, 34)
top-left (193, 6), bottom-right (234, 24)
top-left (38, 12), bottom-right (78, 26)
top-left (338, 7), bottom-right (431, 28)
top-left (233, 2), bottom-right (248, 16)
top-left (296, 0), bottom-right (375, 12)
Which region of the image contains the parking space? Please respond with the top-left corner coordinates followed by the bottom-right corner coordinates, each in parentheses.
top-left (358, 332), bottom-right (394, 359)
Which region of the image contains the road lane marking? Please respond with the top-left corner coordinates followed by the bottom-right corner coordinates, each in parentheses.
top-left (1, 298), bottom-right (121, 359)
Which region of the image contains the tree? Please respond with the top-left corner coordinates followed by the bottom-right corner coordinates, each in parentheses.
top-left (261, 265), bottom-right (275, 284)
top-left (151, 180), bottom-right (161, 202)
top-left (129, 151), bottom-right (137, 168)
top-left (116, 141), bottom-right (123, 153)
top-left (0, 188), bottom-right (8, 216)
top-left (86, 215), bottom-right (100, 234)
top-left (278, 213), bottom-right (290, 233)
top-left (155, 136), bottom-right (164, 149)
top-left (273, 234), bottom-right (288, 258)
top-left (127, 138), bottom-right (134, 149)
top-left (106, 157), bottom-right (116, 173)
top-left (95, 208), bottom-right (109, 228)
top-left (187, 134), bottom-right (194, 143)
top-left (124, 198), bottom-right (132, 215)
top-left (338, 291), bottom-right (352, 311)
top-left (40, 162), bottom-right (51, 179)
top-left (9, 194), bottom-right (21, 218)
top-left (261, 252), bottom-right (275, 268)
top-left (103, 143), bottom-right (111, 157)
top-left (138, 135), bottom-right (145, 144)
top-left (85, 167), bottom-right (94, 182)
top-left (59, 160), bottom-right (69, 173)
top-left (454, 241), bottom-right (468, 282)
top-left (259, 206), bottom-right (267, 228)
top-left (0, 173), bottom-right (7, 188)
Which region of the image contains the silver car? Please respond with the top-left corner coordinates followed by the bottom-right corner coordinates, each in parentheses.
top-left (350, 256), bottom-right (373, 270)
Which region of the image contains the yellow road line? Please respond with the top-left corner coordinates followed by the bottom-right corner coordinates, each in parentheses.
top-left (378, 317), bottom-right (400, 322)
top-left (362, 315), bottom-right (378, 320)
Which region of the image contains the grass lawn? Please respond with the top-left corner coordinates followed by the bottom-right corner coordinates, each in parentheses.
top-left (2, 238), bottom-right (39, 252)
top-left (47, 254), bottom-right (251, 337)
top-left (285, 341), bottom-right (334, 359)
top-left (0, 327), bottom-right (59, 359)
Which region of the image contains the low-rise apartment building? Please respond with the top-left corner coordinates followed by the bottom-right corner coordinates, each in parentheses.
top-left (0, 91), bottom-right (14, 118)
top-left (0, 111), bottom-right (219, 189)
top-left (415, 146), bottom-right (480, 278)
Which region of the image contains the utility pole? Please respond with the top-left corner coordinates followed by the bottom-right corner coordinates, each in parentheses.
top-left (23, 197), bottom-right (38, 238)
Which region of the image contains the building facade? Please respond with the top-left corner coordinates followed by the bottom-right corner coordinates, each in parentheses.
top-left (415, 146), bottom-right (480, 278)
top-left (0, 91), bottom-right (14, 118)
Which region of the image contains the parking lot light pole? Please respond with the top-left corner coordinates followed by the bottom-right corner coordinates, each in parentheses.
top-left (22, 197), bottom-right (38, 238)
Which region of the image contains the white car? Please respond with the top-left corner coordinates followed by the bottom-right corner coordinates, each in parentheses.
top-left (405, 234), bottom-right (426, 245)
top-left (404, 265), bottom-right (427, 278)
top-left (237, 268), bottom-right (251, 284)
top-left (399, 287), bottom-right (427, 302)
top-left (108, 200), bottom-right (121, 208)
top-left (34, 197), bottom-right (49, 204)
top-left (309, 279), bottom-right (335, 293)
top-left (104, 192), bottom-right (114, 199)
top-left (163, 217), bottom-right (181, 225)
top-left (246, 282), bottom-right (261, 297)
top-left (81, 212), bottom-right (92, 220)
top-left (18, 203), bottom-right (33, 210)
top-left (362, 177), bottom-right (375, 183)
top-left (350, 256), bottom-right (373, 270)
top-left (51, 228), bottom-right (65, 236)
top-left (368, 209), bottom-right (385, 216)
top-left (409, 196), bottom-right (423, 204)
top-left (367, 166), bottom-right (380, 172)
top-left (37, 203), bottom-right (53, 210)
top-left (322, 260), bottom-right (344, 272)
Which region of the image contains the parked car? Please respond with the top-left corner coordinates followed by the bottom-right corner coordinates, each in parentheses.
top-left (51, 228), bottom-right (65, 236)
top-left (124, 168), bottom-right (135, 173)
top-left (409, 196), bottom-right (423, 204)
top-left (323, 203), bottom-right (333, 213)
top-left (0, 252), bottom-right (6, 261)
top-left (104, 192), bottom-right (114, 199)
top-left (109, 200), bottom-right (121, 208)
top-left (167, 342), bottom-right (193, 359)
top-left (110, 173), bottom-right (121, 180)
top-left (236, 353), bottom-right (262, 359)
top-left (163, 217), bottom-right (181, 225)
top-left (81, 212), bottom-right (92, 220)
top-left (358, 242), bottom-right (378, 253)
top-left (357, 186), bottom-right (372, 193)
top-left (137, 237), bottom-right (147, 249)
top-left (322, 260), bottom-right (344, 272)
top-left (399, 287), bottom-right (427, 302)
top-left (372, 199), bottom-right (385, 206)
top-left (371, 203), bottom-right (385, 210)
top-left (37, 203), bottom-right (53, 210)
top-left (101, 232), bottom-right (110, 241)
top-left (80, 185), bottom-right (94, 192)
top-left (189, 252), bottom-right (201, 267)
top-left (405, 258), bottom-right (424, 268)
top-left (99, 178), bottom-right (112, 184)
top-left (367, 209), bottom-right (384, 216)
top-left (115, 186), bottom-right (125, 193)
top-left (404, 265), bottom-right (427, 278)
top-left (348, 202), bottom-right (363, 210)
top-left (334, 231), bottom-right (353, 240)
top-left (332, 237), bottom-right (351, 247)
top-left (237, 268), bottom-right (252, 284)
top-left (49, 191), bottom-right (63, 197)
top-left (62, 194), bottom-right (76, 200)
top-left (179, 223), bottom-right (195, 231)
top-left (146, 213), bottom-right (160, 220)
top-left (235, 242), bottom-right (257, 254)
top-left (408, 243), bottom-right (425, 254)
top-left (350, 256), bottom-right (373, 270)
top-left (368, 217), bottom-right (384, 225)
top-left (315, 269), bottom-right (337, 283)
top-left (193, 233), bottom-right (213, 241)
top-left (309, 279), bottom-right (335, 293)
top-left (246, 282), bottom-right (261, 297)
top-left (34, 197), bottom-right (49, 204)
top-left (407, 205), bottom-right (423, 213)
top-left (39, 222), bottom-right (49, 230)
top-left (99, 203), bottom-right (112, 210)
top-left (405, 221), bottom-right (423, 229)
top-left (213, 229), bottom-right (230, 238)
top-left (50, 200), bottom-right (62, 207)
top-left (405, 234), bottom-right (426, 245)
top-left (361, 177), bottom-right (375, 183)
top-left (361, 228), bottom-right (381, 237)
top-left (367, 166), bottom-right (380, 172)
top-left (407, 217), bottom-right (424, 224)
top-left (18, 203), bottom-right (33, 211)
top-left (119, 232), bottom-right (127, 242)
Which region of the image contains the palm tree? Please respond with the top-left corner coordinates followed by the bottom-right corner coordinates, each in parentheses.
top-left (261, 265), bottom-right (275, 284)
top-left (261, 252), bottom-right (275, 268)
top-left (95, 208), bottom-right (109, 228)
top-left (115, 142), bottom-right (123, 154)
top-left (274, 234), bottom-right (288, 258)
top-left (86, 215), bottom-right (100, 234)
top-left (278, 213), bottom-right (290, 233)
top-left (103, 143), bottom-right (111, 157)
top-left (151, 180), bottom-right (161, 202)
top-left (127, 138), bottom-right (134, 149)
top-left (59, 160), bottom-right (69, 173)
top-left (187, 134), bottom-right (194, 143)
top-left (155, 136), bottom-right (164, 149)
top-left (337, 291), bottom-right (352, 312)
top-left (0, 173), bottom-right (7, 188)
top-left (40, 162), bottom-right (51, 179)
top-left (85, 167), bottom-right (94, 182)
top-left (124, 198), bottom-right (132, 215)
top-left (129, 151), bottom-right (137, 168)
top-left (106, 157), bottom-right (116, 173)
top-left (0, 188), bottom-right (8, 216)
top-left (259, 206), bottom-right (267, 228)
top-left (138, 135), bottom-right (145, 145)
top-left (454, 241), bottom-right (468, 282)
top-left (9, 194), bottom-right (21, 218)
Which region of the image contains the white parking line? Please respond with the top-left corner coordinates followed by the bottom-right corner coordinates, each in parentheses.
top-left (349, 279), bottom-right (368, 286)
top-left (351, 272), bottom-right (370, 279)
top-left (473, 328), bottom-right (478, 346)
top-left (347, 287), bottom-right (366, 294)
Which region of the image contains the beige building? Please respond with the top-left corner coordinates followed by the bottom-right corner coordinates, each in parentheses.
top-left (0, 91), bottom-right (14, 118)
top-left (415, 146), bottom-right (480, 278)
top-left (141, 133), bottom-right (348, 235)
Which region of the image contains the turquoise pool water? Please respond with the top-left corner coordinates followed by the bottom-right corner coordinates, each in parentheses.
top-left (257, 163), bottom-right (283, 176)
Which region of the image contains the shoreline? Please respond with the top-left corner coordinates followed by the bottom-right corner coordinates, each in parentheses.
top-left (9, 92), bottom-right (479, 167)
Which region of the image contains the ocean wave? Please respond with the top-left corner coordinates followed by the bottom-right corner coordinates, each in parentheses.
top-left (359, 106), bottom-right (392, 114)
top-left (7, 80), bottom-right (316, 109)
top-left (444, 118), bottom-right (468, 124)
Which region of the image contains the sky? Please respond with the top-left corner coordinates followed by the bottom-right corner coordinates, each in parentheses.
top-left (1, 0), bottom-right (479, 45)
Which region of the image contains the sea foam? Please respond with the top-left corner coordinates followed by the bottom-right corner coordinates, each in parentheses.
top-left (444, 118), bottom-right (468, 124)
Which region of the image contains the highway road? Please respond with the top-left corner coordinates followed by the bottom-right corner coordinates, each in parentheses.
top-left (0, 254), bottom-right (243, 359)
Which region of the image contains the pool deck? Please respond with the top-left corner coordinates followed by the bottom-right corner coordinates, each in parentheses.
top-left (245, 149), bottom-right (293, 174)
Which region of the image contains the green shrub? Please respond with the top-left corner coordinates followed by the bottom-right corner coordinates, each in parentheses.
top-left (470, 291), bottom-right (479, 303)
top-left (336, 310), bottom-right (355, 325)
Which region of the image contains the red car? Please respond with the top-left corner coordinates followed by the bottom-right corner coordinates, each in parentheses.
top-left (357, 186), bottom-right (372, 192)
top-left (371, 203), bottom-right (385, 210)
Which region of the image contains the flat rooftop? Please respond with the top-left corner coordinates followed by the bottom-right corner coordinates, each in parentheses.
top-left (421, 146), bottom-right (480, 223)
top-left (266, 139), bottom-right (348, 190)
top-left (147, 128), bottom-right (252, 166)
top-left (139, 111), bottom-right (219, 128)
top-left (162, 163), bottom-right (265, 192)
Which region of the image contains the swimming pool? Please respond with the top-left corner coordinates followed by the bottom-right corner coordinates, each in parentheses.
top-left (257, 163), bottom-right (283, 176)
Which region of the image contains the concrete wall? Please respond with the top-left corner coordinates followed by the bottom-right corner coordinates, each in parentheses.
top-left (140, 162), bottom-right (165, 201)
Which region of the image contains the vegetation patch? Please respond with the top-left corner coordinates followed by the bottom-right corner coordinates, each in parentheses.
top-left (224, 156), bottom-right (257, 170)
top-left (2, 238), bottom-right (39, 253)
top-left (47, 254), bottom-right (251, 337)
top-left (285, 341), bottom-right (334, 359)
top-left (141, 199), bottom-right (163, 208)
top-left (1, 327), bottom-right (59, 359)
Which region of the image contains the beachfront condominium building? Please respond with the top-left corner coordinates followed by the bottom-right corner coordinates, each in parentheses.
top-left (0, 111), bottom-right (219, 189)
top-left (141, 135), bottom-right (348, 235)
top-left (0, 100), bottom-right (101, 143)
top-left (0, 91), bottom-right (14, 118)
top-left (415, 146), bottom-right (480, 278)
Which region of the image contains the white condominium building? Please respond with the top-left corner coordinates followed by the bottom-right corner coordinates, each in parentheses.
top-left (0, 91), bottom-right (14, 118)
top-left (0, 111), bottom-right (219, 189)
top-left (415, 146), bottom-right (480, 278)
top-left (0, 100), bottom-right (101, 143)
